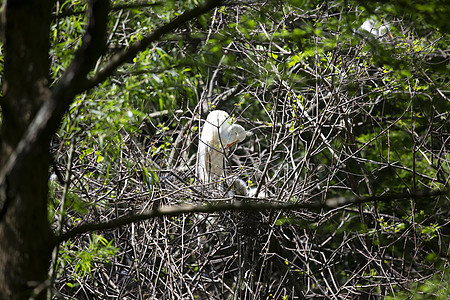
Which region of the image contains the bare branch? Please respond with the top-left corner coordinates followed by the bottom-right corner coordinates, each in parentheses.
top-left (55, 189), bottom-right (447, 244)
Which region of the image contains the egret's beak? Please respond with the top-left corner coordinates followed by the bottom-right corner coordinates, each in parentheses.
top-left (226, 140), bottom-right (239, 149)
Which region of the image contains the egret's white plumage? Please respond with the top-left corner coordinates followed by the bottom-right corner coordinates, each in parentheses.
top-left (197, 110), bottom-right (246, 183)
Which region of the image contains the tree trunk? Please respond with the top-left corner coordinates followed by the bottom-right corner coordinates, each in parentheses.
top-left (0, 0), bottom-right (55, 298)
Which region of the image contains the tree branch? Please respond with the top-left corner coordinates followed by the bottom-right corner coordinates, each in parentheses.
top-left (55, 189), bottom-right (447, 244)
top-left (84, 0), bottom-right (223, 91)
top-left (0, 0), bottom-right (109, 218)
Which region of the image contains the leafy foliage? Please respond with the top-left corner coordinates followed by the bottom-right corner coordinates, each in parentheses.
top-left (57, 234), bottom-right (118, 283)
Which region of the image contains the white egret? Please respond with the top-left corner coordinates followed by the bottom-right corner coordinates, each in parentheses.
top-left (197, 110), bottom-right (246, 183)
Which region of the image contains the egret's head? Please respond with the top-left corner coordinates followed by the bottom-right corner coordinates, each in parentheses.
top-left (225, 124), bottom-right (246, 148)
